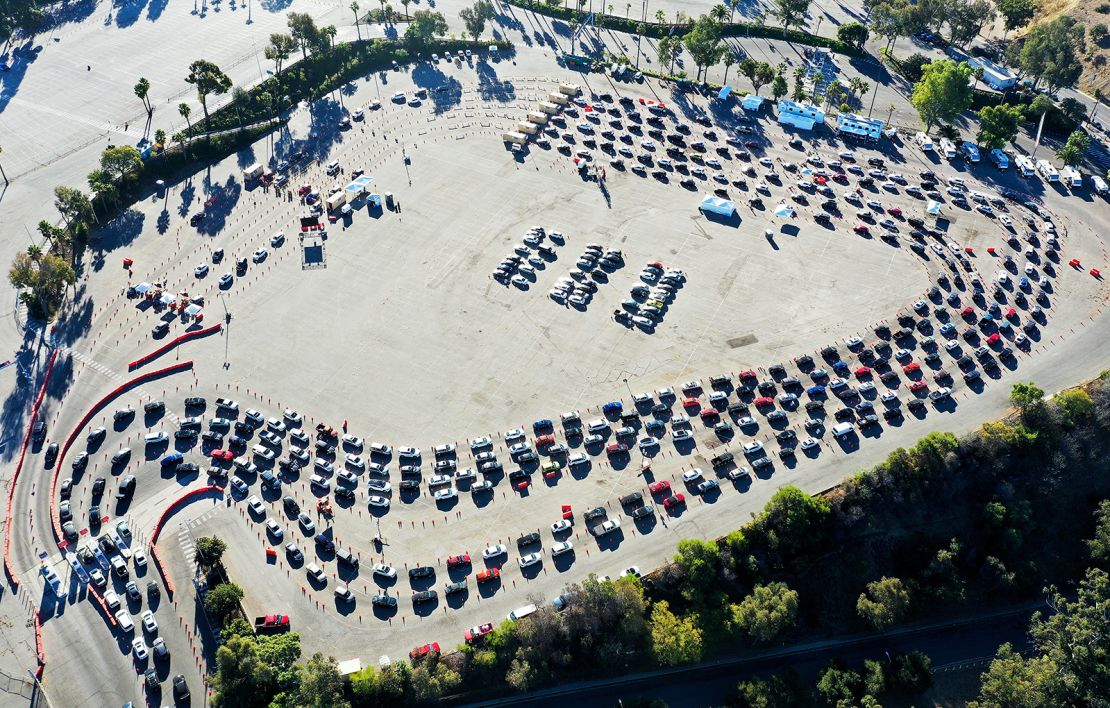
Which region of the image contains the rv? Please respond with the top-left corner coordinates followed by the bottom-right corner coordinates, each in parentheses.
top-left (526, 111), bottom-right (549, 125)
top-left (515, 121), bottom-right (539, 135)
top-left (546, 92), bottom-right (569, 106)
top-left (915, 132), bottom-right (934, 152)
top-left (989, 148), bottom-right (1009, 170)
top-left (1036, 159), bottom-right (1059, 182)
top-left (1092, 175), bottom-right (1108, 195)
top-left (557, 82), bottom-right (580, 96)
top-left (538, 101), bottom-right (560, 115)
top-left (1061, 166), bottom-right (1082, 188)
top-left (502, 131), bottom-right (527, 145)
top-left (961, 142), bottom-right (980, 163)
top-left (1015, 155), bottom-right (1036, 177)
top-left (243, 163), bottom-right (264, 182)
top-left (325, 191), bottom-right (347, 212)
top-left (938, 138), bottom-right (957, 160)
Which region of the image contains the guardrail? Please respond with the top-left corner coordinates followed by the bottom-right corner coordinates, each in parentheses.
top-left (148, 485), bottom-right (224, 597)
top-left (48, 361), bottom-right (194, 546)
top-left (128, 323), bottom-right (222, 371)
top-left (3, 349), bottom-right (59, 588)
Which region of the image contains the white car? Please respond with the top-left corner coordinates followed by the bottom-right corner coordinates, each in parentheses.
top-left (483, 544), bottom-right (507, 560)
top-left (550, 541), bottom-right (574, 557)
top-left (345, 454), bottom-right (365, 469)
top-left (133, 548), bottom-right (147, 567)
top-left (944, 340), bottom-right (961, 351)
top-left (518, 553), bottom-right (542, 568)
top-left (247, 496), bottom-right (265, 515)
top-left (551, 519), bottom-right (572, 534)
top-left (743, 441), bottom-right (764, 455)
top-left (194, 264), bottom-right (209, 278)
top-left (470, 436), bottom-right (492, 450)
top-left (800, 437), bottom-right (820, 451)
top-left (266, 417), bottom-right (286, 432)
top-left (270, 232), bottom-right (285, 247)
top-left (372, 563), bottom-right (397, 579)
top-left (132, 638), bottom-right (148, 660)
top-left (434, 488), bottom-right (457, 501)
top-left (152, 637), bottom-right (168, 658)
top-left (115, 610), bottom-right (134, 632)
top-left (846, 336), bottom-right (863, 348)
top-left (140, 610), bottom-right (158, 634)
top-left (594, 519), bottom-right (621, 535)
top-left (682, 468), bottom-right (704, 483)
top-left (252, 248), bottom-right (268, 263)
top-left (265, 519), bottom-right (283, 539)
top-left (368, 495), bottom-right (390, 508)
top-left (341, 433), bottom-right (363, 449)
top-left (398, 446), bottom-right (420, 458)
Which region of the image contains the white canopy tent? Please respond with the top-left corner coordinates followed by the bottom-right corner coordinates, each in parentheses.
top-left (135, 282), bottom-right (152, 295)
top-left (699, 195), bottom-right (736, 217)
top-left (158, 292), bottom-right (173, 306)
top-left (183, 303), bottom-right (203, 317)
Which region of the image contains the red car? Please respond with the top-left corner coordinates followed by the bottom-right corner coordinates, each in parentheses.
top-left (854, 366), bottom-right (871, 378)
top-left (298, 184), bottom-right (312, 196)
top-left (646, 261), bottom-right (664, 270)
top-left (606, 442), bottom-right (628, 455)
top-left (699, 407), bottom-right (718, 420)
top-left (902, 362), bottom-right (921, 374)
top-left (986, 333), bottom-right (1001, 345)
top-left (832, 173), bottom-right (849, 183)
top-left (753, 396), bottom-right (774, 407)
top-left (210, 449), bottom-right (233, 461)
top-left (853, 224), bottom-right (870, 235)
top-left (409, 642), bottom-right (440, 660)
top-left (476, 569), bottom-right (500, 583)
top-left (910, 380), bottom-right (928, 392)
top-left (682, 396), bottom-right (700, 409)
top-left (663, 494), bottom-right (685, 509)
top-left (888, 207), bottom-right (903, 217)
top-left (535, 434), bottom-right (555, 447)
top-left (1006, 308), bottom-right (1017, 320)
top-left (961, 306), bottom-right (975, 319)
top-left (447, 554), bottom-right (471, 567)
top-left (649, 480), bottom-right (671, 495)
top-left (316, 423), bottom-right (337, 438)
top-left (465, 623), bottom-right (495, 643)
top-left (737, 370), bottom-right (757, 381)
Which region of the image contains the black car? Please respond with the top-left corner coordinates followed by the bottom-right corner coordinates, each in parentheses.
top-left (44, 443), bottom-right (58, 467)
top-left (619, 492), bottom-right (643, 507)
top-left (517, 531), bottom-right (541, 547)
top-left (834, 407), bottom-right (855, 421)
top-left (92, 477), bottom-right (106, 496)
top-left (184, 396), bottom-right (206, 408)
top-left (710, 452), bottom-right (734, 467)
top-left (412, 590), bottom-right (437, 603)
top-left (445, 580), bottom-right (468, 595)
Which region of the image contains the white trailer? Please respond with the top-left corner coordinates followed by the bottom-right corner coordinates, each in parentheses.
top-left (915, 132), bottom-right (934, 152)
top-left (325, 191), bottom-right (347, 212)
top-left (1015, 155), bottom-right (1036, 177)
top-left (502, 131), bottom-right (528, 145)
top-left (938, 138), bottom-right (957, 159)
top-left (547, 92), bottom-right (569, 105)
top-left (557, 82), bottom-right (580, 96)
top-left (243, 163), bottom-right (264, 181)
top-left (1061, 166), bottom-right (1082, 188)
top-left (1036, 159), bottom-right (1059, 182)
top-left (538, 101), bottom-right (561, 115)
top-left (515, 121), bottom-right (539, 135)
top-left (1092, 175), bottom-right (1108, 195)
top-left (526, 111), bottom-right (549, 125)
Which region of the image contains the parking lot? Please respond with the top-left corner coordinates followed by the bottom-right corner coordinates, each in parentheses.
top-left (13, 33), bottom-right (1110, 706)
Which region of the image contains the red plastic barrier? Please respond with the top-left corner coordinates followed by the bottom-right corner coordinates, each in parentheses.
top-left (128, 323), bottom-right (222, 371)
top-left (148, 485), bottom-right (223, 596)
top-left (49, 361), bottom-right (194, 545)
top-left (3, 349), bottom-right (59, 587)
top-left (87, 585), bottom-right (117, 628)
top-left (33, 610), bottom-right (44, 667)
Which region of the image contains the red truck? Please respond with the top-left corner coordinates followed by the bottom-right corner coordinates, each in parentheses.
top-left (254, 614), bottom-right (291, 633)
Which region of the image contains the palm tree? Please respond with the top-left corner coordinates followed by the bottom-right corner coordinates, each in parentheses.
top-left (886, 104), bottom-right (896, 124)
top-left (400, 0), bottom-right (410, 17)
top-left (655, 8), bottom-right (665, 24)
top-left (351, 1), bottom-right (360, 39)
top-left (710, 3), bottom-right (728, 22)
top-left (1092, 89), bottom-right (1105, 124)
top-left (722, 53), bottom-right (735, 85)
top-left (625, 2), bottom-right (630, 18)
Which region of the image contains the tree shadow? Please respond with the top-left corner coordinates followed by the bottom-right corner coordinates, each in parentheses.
top-left (90, 208), bottom-right (147, 266)
top-left (114, 0), bottom-right (151, 28)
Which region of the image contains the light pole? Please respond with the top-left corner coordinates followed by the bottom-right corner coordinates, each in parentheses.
top-left (623, 377), bottom-right (633, 400)
top-left (634, 0), bottom-right (646, 69)
top-left (246, 0), bottom-right (252, 23)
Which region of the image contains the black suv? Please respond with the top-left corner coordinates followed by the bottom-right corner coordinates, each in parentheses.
top-left (517, 531), bottom-right (540, 547)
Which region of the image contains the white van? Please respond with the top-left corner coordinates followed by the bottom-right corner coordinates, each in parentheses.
top-left (832, 422), bottom-right (854, 438)
top-left (306, 563), bottom-right (326, 583)
top-left (325, 160), bottom-right (341, 176)
top-left (507, 604), bottom-right (537, 621)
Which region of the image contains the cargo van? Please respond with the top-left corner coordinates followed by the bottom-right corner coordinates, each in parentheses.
top-left (507, 603), bottom-right (537, 621)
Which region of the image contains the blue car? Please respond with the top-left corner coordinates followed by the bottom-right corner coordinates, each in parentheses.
top-left (806, 385), bottom-right (826, 397)
top-left (645, 419), bottom-right (666, 436)
top-left (160, 453), bottom-right (183, 467)
top-left (940, 323), bottom-right (957, 337)
top-left (532, 419), bottom-right (553, 433)
top-left (602, 401), bottom-right (623, 417)
top-left (832, 361), bottom-right (849, 373)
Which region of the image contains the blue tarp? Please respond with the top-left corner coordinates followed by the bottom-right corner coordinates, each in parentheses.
top-left (718, 86), bottom-right (732, 101)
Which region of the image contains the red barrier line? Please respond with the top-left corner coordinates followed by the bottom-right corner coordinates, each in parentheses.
top-left (87, 585), bottom-right (117, 629)
top-left (3, 349), bottom-right (59, 588)
top-left (49, 361), bottom-right (194, 546)
top-left (33, 610), bottom-right (44, 668)
top-left (128, 323), bottom-right (222, 371)
top-left (148, 486), bottom-right (223, 597)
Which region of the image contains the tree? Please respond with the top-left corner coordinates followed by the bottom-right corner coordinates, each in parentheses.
top-left (195, 535), bottom-right (227, 566)
top-left (291, 653), bottom-right (349, 708)
top-left (857, 576), bottom-right (911, 631)
top-left (351, 1), bottom-right (360, 38)
top-left (649, 600), bottom-right (703, 666)
top-left (655, 8), bottom-right (666, 23)
top-left (710, 3), bottom-right (729, 22)
top-left (772, 73), bottom-right (788, 100)
top-left (837, 21), bottom-right (869, 49)
top-left (998, 0), bottom-right (1038, 35)
top-left (265, 33), bottom-right (297, 76)
top-left (817, 660), bottom-right (863, 705)
top-left (134, 77), bottom-right (152, 115)
top-left (1088, 500), bottom-right (1110, 564)
top-left (153, 128), bottom-right (167, 148)
top-left (753, 61), bottom-right (776, 96)
top-left (911, 59), bottom-right (973, 130)
top-left (1059, 96), bottom-right (1087, 124)
top-left (729, 582), bottom-right (800, 644)
top-left (870, 0), bottom-right (917, 50)
top-left (211, 635), bottom-right (272, 708)
top-left (972, 569), bottom-right (1110, 707)
top-left (734, 671), bottom-right (813, 707)
top-left (184, 59), bottom-right (232, 132)
top-left (178, 102), bottom-right (193, 136)
top-left (673, 538), bottom-right (720, 600)
top-left (87, 169), bottom-right (119, 212)
top-left (976, 103), bottom-right (1023, 148)
top-left (460, 0), bottom-right (494, 40)
top-left (53, 186), bottom-right (93, 228)
top-left (769, 0), bottom-right (812, 34)
top-left (1056, 130), bottom-right (1090, 167)
top-left (99, 145), bottom-right (143, 183)
top-left (1052, 389), bottom-right (1094, 426)
top-left (1010, 382), bottom-right (1046, 412)
top-left (682, 16), bottom-right (725, 81)
top-left (944, 0), bottom-right (995, 46)
top-left (657, 35), bottom-right (681, 73)
top-left (722, 52), bottom-right (736, 85)
top-left (205, 583), bottom-right (245, 624)
top-left (1011, 16), bottom-right (1086, 92)
top-left (761, 486), bottom-right (831, 546)
top-left (404, 10), bottom-right (448, 44)
top-left (288, 12), bottom-right (320, 59)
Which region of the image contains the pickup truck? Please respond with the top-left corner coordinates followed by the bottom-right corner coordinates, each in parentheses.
top-left (254, 614), bottom-right (291, 633)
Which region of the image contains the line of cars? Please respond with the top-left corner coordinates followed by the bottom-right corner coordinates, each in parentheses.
top-left (613, 262), bottom-right (685, 330)
top-left (549, 242), bottom-right (624, 308)
top-left (493, 226), bottom-right (564, 289)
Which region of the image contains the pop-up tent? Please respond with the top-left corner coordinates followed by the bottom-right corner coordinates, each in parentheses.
top-left (135, 282), bottom-right (152, 295)
top-left (926, 200), bottom-right (942, 216)
top-left (774, 202), bottom-right (796, 218)
top-left (699, 195), bottom-right (736, 217)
